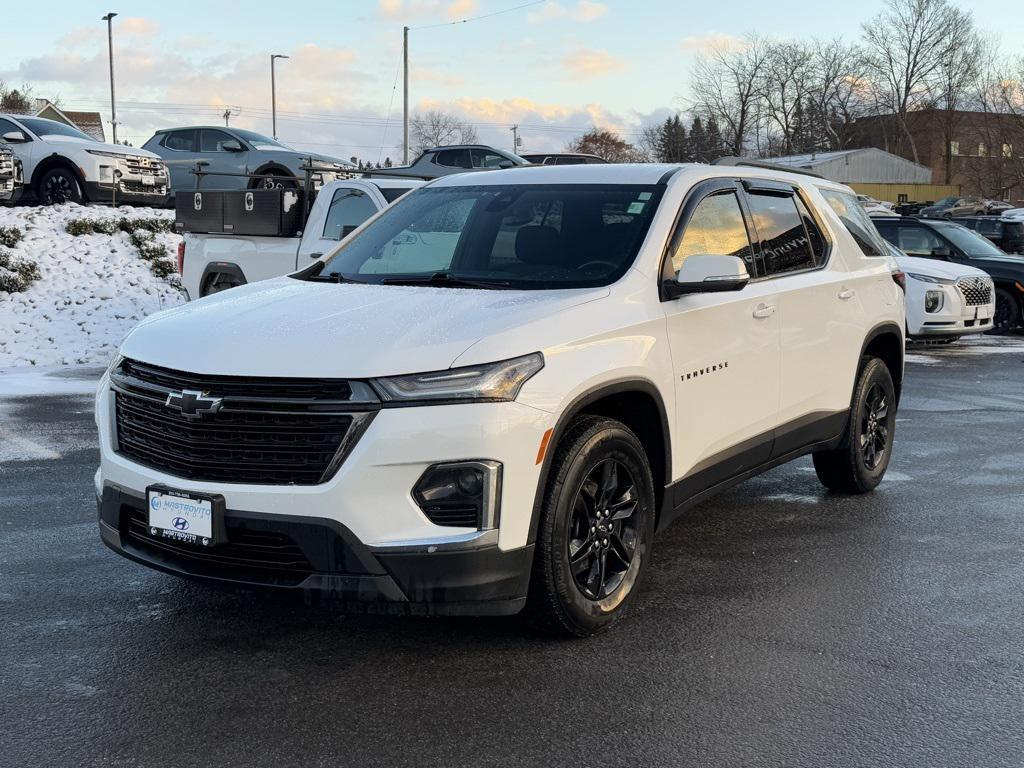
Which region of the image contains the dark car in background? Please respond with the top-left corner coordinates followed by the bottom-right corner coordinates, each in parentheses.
top-left (367, 144), bottom-right (530, 180)
top-left (519, 152), bottom-right (608, 165)
top-left (873, 215), bottom-right (1024, 333)
top-left (955, 216), bottom-right (1024, 255)
top-left (142, 126), bottom-right (354, 199)
top-left (918, 196), bottom-right (987, 218)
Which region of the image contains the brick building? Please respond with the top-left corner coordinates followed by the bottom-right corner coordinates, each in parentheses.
top-left (851, 110), bottom-right (1024, 201)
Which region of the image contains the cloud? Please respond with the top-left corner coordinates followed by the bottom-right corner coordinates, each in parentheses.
top-left (679, 32), bottom-right (747, 55)
top-left (528, 1), bottom-right (608, 23)
top-left (560, 47), bottom-right (625, 81)
top-left (377, 0), bottom-right (477, 21)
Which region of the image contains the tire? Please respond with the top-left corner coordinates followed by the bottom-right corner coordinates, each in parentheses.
top-left (813, 356), bottom-right (897, 494)
top-left (38, 166), bottom-right (84, 205)
top-left (201, 272), bottom-right (242, 297)
top-left (527, 415), bottom-right (656, 637)
top-left (251, 171), bottom-right (297, 190)
top-left (991, 287), bottom-right (1020, 335)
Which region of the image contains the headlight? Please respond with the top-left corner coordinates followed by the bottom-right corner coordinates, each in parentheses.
top-left (924, 290), bottom-right (944, 313)
top-left (86, 150), bottom-right (129, 160)
top-left (371, 352), bottom-right (544, 404)
top-left (907, 272), bottom-right (953, 285)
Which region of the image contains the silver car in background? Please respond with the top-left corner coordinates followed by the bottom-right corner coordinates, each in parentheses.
top-left (142, 126), bottom-right (355, 199)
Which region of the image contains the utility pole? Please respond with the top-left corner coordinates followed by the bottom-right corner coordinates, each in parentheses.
top-left (270, 54), bottom-right (289, 139)
top-left (101, 12), bottom-right (118, 144)
top-left (403, 26), bottom-right (410, 165)
top-left (510, 125), bottom-right (519, 154)
top-left (222, 106), bottom-right (239, 127)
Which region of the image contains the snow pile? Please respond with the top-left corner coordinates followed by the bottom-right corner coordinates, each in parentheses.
top-left (0, 203), bottom-right (184, 368)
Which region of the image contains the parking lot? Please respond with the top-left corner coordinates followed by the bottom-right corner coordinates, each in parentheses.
top-left (0, 336), bottom-right (1021, 767)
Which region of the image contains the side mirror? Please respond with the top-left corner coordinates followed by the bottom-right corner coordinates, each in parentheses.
top-left (221, 139), bottom-right (244, 152)
top-left (931, 246), bottom-right (952, 259)
top-left (662, 255), bottom-right (750, 300)
top-left (2, 130), bottom-right (28, 143)
top-left (498, 160), bottom-right (515, 169)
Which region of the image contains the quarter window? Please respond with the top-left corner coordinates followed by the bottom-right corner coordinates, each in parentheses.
top-left (819, 188), bottom-right (888, 258)
top-left (746, 192), bottom-right (816, 275)
top-left (669, 191), bottom-right (754, 275)
top-left (322, 188), bottom-right (379, 241)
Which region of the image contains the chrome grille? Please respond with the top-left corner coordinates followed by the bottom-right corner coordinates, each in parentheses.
top-left (124, 156), bottom-right (166, 178)
top-left (111, 358), bottom-right (378, 485)
top-left (957, 276), bottom-right (993, 306)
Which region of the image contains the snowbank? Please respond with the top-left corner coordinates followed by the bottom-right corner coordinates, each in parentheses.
top-left (0, 203), bottom-right (184, 368)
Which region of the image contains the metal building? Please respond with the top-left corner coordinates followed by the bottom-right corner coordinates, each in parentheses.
top-left (766, 148), bottom-right (931, 184)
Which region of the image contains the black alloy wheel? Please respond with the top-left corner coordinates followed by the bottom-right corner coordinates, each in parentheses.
top-left (567, 459), bottom-right (641, 601)
top-left (991, 287), bottom-right (1020, 334)
top-left (39, 167), bottom-right (83, 205)
top-left (859, 383), bottom-right (890, 471)
top-left (255, 172), bottom-right (297, 190)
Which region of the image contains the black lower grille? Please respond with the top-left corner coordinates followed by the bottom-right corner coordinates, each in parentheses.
top-left (112, 358), bottom-right (377, 485)
top-left (125, 506), bottom-right (312, 582)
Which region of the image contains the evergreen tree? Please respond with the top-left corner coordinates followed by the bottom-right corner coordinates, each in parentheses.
top-left (705, 117), bottom-right (725, 161)
top-left (689, 117), bottom-right (708, 162)
top-left (656, 115), bottom-right (689, 163)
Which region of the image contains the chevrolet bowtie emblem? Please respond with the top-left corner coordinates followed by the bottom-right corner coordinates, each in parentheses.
top-left (165, 389), bottom-right (223, 420)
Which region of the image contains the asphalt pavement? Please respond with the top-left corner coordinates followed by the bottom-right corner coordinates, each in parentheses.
top-left (2, 338), bottom-right (1023, 768)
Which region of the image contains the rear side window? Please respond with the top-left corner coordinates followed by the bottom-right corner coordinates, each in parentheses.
top-left (434, 149), bottom-right (471, 168)
top-left (163, 130), bottom-right (197, 151)
top-left (975, 219), bottom-right (1001, 235)
top-left (819, 189), bottom-right (888, 257)
top-left (746, 192), bottom-right (816, 276)
top-left (669, 191), bottom-right (754, 275)
top-left (322, 188), bottom-right (378, 241)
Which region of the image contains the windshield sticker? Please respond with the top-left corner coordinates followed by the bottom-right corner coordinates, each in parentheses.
top-left (627, 201), bottom-right (645, 214)
top-left (638, 192), bottom-right (652, 201)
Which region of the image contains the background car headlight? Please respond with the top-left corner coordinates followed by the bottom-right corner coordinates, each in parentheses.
top-left (925, 290), bottom-right (944, 313)
top-left (372, 352), bottom-right (544, 403)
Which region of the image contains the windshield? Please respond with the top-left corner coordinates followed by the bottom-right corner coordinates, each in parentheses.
top-left (819, 188), bottom-right (889, 257)
top-left (931, 222), bottom-right (1007, 257)
top-left (231, 129), bottom-right (292, 151)
top-left (313, 183), bottom-right (663, 289)
top-left (18, 117), bottom-right (92, 141)
top-left (934, 197), bottom-right (958, 206)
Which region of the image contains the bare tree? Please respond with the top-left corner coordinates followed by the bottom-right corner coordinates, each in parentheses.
top-left (409, 110), bottom-right (479, 154)
top-left (0, 81), bottom-right (34, 113)
top-left (758, 40), bottom-right (815, 155)
top-left (861, 0), bottom-right (974, 163)
top-left (927, 30), bottom-right (988, 183)
top-left (566, 128), bottom-right (645, 163)
top-left (806, 39), bottom-right (872, 151)
top-left (689, 35), bottom-right (769, 156)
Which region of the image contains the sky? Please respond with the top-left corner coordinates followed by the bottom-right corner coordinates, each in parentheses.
top-left (3, 0), bottom-right (1023, 162)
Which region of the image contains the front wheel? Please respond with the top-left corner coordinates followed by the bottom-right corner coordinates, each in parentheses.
top-left (251, 172), bottom-right (297, 190)
top-left (813, 356), bottom-right (897, 494)
top-left (38, 167), bottom-right (84, 205)
top-left (991, 287), bottom-right (1020, 335)
top-left (528, 416), bottom-right (655, 637)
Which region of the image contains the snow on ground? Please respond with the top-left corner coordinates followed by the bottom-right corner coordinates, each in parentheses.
top-left (0, 203), bottom-right (184, 368)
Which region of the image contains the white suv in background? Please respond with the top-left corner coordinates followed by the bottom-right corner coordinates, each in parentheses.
top-left (95, 163), bottom-right (905, 636)
top-left (0, 114), bottom-right (168, 206)
top-left (883, 242), bottom-right (995, 339)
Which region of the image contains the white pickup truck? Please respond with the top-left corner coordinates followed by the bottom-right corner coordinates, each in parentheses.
top-left (179, 178), bottom-right (423, 300)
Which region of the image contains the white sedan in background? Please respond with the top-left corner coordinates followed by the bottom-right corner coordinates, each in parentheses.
top-left (884, 242), bottom-right (995, 339)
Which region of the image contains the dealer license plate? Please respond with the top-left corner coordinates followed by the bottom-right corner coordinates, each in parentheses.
top-left (147, 488), bottom-right (215, 546)
top-left (977, 305), bottom-right (992, 320)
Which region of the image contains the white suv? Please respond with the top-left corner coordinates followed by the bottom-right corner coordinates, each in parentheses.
top-left (95, 163), bottom-right (905, 635)
top-left (0, 114), bottom-right (168, 205)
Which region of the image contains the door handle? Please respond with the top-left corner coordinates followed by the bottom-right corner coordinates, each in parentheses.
top-left (752, 303), bottom-right (776, 319)
top-left (838, 287), bottom-right (855, 300)
top-left (310, 252), bottom-right (323, 260)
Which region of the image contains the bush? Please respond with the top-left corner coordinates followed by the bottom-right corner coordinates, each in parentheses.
top-left (0, 226), bottom-right (22, 248)
top-left (65, 219), bottom-right (94, 236)
top-left (0, 248), bottom-right (40, 293)
top-left (65, 216), bottom-right (173, 237)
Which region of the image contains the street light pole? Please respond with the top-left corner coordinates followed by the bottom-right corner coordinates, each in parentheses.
top-left (402, 26), bottom-right (409, 165)
top-left (101, 12), bottom-right (118, 144)
top-left (270, 54), bottom-right (289, 140)
top-left (510, 125), bottom-right (519, 154)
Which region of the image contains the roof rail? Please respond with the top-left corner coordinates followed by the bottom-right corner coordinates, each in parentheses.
top-left (711, 156), bottom-right (825, 180)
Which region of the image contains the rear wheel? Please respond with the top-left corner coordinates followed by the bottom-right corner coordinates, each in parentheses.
top-left (528, 416), bottom-right (655, 637)
top-left (991, 287), bottom-right (1020, 335)
top-left (38, 166), bottom-right (84, 205)
top-left (201, 271), bottom-right (243, 297)
top-left (813, 357), bottom-right (897, 494)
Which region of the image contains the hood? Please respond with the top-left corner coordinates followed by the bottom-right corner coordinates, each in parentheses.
top-left (120, 277), bottom-right (608, 378)
top-left (896, 254), bottom-right (988, 281)
top-left (264, 149), bottom-right (354, 169)
top-left (45, 136), bottom-right (161, 159)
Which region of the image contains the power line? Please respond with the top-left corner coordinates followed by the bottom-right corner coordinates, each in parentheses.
top-left (410, 0), bottom-right (545, 30)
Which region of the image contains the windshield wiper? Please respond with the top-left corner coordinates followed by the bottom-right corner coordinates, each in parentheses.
top-left (380, 272), bottom-right (511, 289)
top-left (303, 266), bottom-right (364, 284)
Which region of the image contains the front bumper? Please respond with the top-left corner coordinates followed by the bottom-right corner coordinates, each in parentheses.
top-left (84, 180), bottom-right (170, 206)
top-left (98, 484), bottom-right (533, 615)
top-left (907, 282), bottom-right (994, 337)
